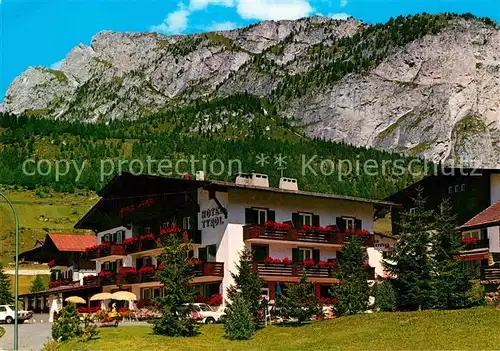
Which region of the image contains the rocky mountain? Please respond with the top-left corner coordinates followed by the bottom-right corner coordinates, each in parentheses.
top-left (3, 13), bottom-right (500, 167)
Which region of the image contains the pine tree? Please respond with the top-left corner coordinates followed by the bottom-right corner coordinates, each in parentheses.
top-left (386, 188), bottom-right (434, 311)
top-left (374, 280), bottom-right (396, 312)
top-left (331, 235), bottom-right (371, 316)
top-left (0, 263), bottom-right (13, 305)
top-left (431, 199), bottom-right (474, 309)
top-left (151, 234), bottom-right (199, 337)
top-left (29, 274), bottom-right (46, 293)
top-left (226, 248), bottom-right (263, 324)
top-left (51, 303), bottom-right (82, 341)
top-left (224, 292), bottom-right (255, 340)
top-left (276, 272), bottom-right (322, 324)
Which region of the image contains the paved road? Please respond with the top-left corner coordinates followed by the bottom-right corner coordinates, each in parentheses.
top-left (0, 320), bottom-right (52, 351)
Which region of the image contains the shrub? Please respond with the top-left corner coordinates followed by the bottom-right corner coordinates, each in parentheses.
top-left (374, 280), bottom-right (396, 312)
top-left (224, 292), bottom-right (255, 340)
top-left (467, 280), bottom-right (486, 306)
top-left (51, 304), bottom-right (82, 341)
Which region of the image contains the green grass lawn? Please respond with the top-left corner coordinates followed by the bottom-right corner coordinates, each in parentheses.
top-left (58, 308), bottom-right (500, 350)
top-left (0, 188), bottom-right (98, 265)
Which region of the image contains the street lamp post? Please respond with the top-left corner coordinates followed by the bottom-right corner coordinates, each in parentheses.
top-left (0, 192), bottom-right (19, 351)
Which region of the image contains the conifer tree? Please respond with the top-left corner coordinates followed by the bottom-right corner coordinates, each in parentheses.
top-left (386, 189), bottom-right (434, 311)
top-left (224, 292), bottom-right (255, 340)
top-left (51, 303), bottom-right (82, 341)
top-left (431, 199), bottom-right (473, 309)
top-left (226, 248), bottom-right (263, 324)
top-left (374, 280), bottom-right (396, 312)
top-left (276, 272), bottom-right (322, 324)
top-left (29, 274), bottom-right (46, 293)
top-left (151, 234), bottom-right (199, 337)
top-left (0, 263), bottom-right (13, 305)
top-left (331, 235), bottom-right (371, 316)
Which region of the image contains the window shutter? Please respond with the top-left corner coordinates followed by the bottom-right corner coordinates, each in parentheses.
top-left (208, 244), bottom-right (217, 261)
top-left (199, 247), bottom-right (207, 262)
top-left (355, 219), bottom-right (362, 230)
top-left (312, 214), bottom-right (320, 226)
top-left (245, 208), bottom-right (258, 224)
top-left (267, 210), bottom-right (275, 222)
top-left (136, 258), bottom-right (144, 270)
top-left (292, 213), bottom-right (300, 228)
top-left (292, 248), bottom-right (300, 263)
top-left (313, 249), bottom-right (320, 262)
top-left (252, 245), bottom-right (269, 262)
top-left (336, 217), bottom-right (345, 232)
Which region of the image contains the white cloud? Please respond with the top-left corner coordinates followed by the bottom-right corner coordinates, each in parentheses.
top-left (50, 59), bottom-right (63, 70)
top-left (328, 12), bottom-right (351, 20)
top-left (189, 0), bottom-right (234, 11)
top-left (237, 0), bottom-right (313, 21)
top-left (340, 0), bottom-right (348, 8)
top-left (206, 21), bottom-right (238, 31)
top-left (151, 7), bottom-right (190, 34)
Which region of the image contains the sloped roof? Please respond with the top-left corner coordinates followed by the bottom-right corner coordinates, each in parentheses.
top-left (460, 201), bottom-right (500, 231)
top-left (48, 234), bottom-right (96, 252)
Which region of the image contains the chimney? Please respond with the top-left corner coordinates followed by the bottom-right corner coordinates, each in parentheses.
top-left (279, 177), bottom-right (298, 191)
top-left (196, 171), bottom-right (205, 181)
top-left (235, 173), bottom-right (269, 187)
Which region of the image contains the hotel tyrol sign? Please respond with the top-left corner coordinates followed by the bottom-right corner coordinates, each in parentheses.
top-left (201, 206), bottom-right (225, 228)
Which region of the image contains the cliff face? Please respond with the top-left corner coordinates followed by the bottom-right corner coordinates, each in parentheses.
top-left (3, 15), bottom-right (500, 167)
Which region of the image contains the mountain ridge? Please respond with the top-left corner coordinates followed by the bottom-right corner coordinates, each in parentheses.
top-left (3, 13), bottom-right (499, 167)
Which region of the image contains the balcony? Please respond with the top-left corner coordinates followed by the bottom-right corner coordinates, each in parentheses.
top-left (481, 267), bottom-right (500, 282)
top-left (125, 230), bottom-right (202, 255)
top-left (253, 262), bottom-right (375, 280)
top-left (244, 224), bottom-right (374, 247)
top-left (461, 239), bottom-right (489, 251)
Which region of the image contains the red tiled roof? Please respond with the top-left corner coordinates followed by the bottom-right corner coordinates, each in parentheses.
top-left (460, 201), bottom-right (500, 231)
top-left (48, 234), bottom-right (96, 252)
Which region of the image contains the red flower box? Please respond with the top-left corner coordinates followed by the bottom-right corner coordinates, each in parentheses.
top-left (98, 270), bottom-right (113, 278)
top-left (48, 279), bottom-right (70, 288)
top-left (159, 225), bottom-right (182, 235)
top-left (208, 294), bottom-right (223, 306)
top-left (48, 259), bottom-right (56, 268)
top-left (345, 228), bottom-right (371, 237)
top-left (303, 259), bottom-right (316, 266)
top-left (263, 256), bottom-right (282, 264)
top-left (188, 258), bottom-right (201, 265)
top-left (264, 221), bottom-right (292, 231)
top-left (281, 257), bottom-right (292, 265)
top-left (86, 244), bottom-right (99, 252)
top-left (138, 266), bottom-right (155, 275)
top-left (123, 237), bottom-right (138, 245)
top-left (157, 264), bottom-right (164, 271)
top-left (462, 237), bottom-right (479, 244)
top-left (119, 267), bottom-right (137, 275)
top-left (139, 233), bottom-right (155, 241)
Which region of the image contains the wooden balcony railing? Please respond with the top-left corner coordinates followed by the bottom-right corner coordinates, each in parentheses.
top-left (98, 244), bottom-right (126, 258)
top-left (244, 224), bottom-right (374, 247)
top-left (125, 230), bottom-right (202, 254)
top-left (481, 267), bottom-right (500, 281)
top-left (462, 239), bottom-right (489, 251)
top-left (253, 262), bottom-right (375, 279)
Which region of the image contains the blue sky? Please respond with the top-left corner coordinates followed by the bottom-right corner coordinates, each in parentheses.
top-left (1, 0), bottom-right (499, 100)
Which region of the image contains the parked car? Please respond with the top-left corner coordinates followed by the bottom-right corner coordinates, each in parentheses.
top-left (187, 303), bottom-right (225, 324)
top-left (0, 305), bottom-right (33, 324)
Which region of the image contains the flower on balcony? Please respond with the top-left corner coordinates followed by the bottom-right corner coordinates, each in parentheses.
top-left (159, 225), bottom-right (182, 235)
top-left (303, 259), bottom-right (316, 266)
top-left (263, 256), bottom-right (282, 264)
top-left (345, 228), bottom-right (371, 237)
top-left (316, 260), bottom-right (336, 268)
top-left (86, 245), bottom-right (99, 253)
top-left (195, 295), bottom-right (208, 303)
top-left (119, 267), bottom-right (138, 275)
top-left (98, 270), bottom-right (113, 279)
top-left (188, 258), bottom-right (201, 265)
top-left (48, 280), bottom-right (69, 288)
top-left (139, 233), bottom-right (155, 241)
top-left (462, 237), bottom-right (479, 244)
top-left (138, 265), bottom-right (155, 275)
top-left (281, 257), bottom-right (293, 265)
top-left (83, 275), bottom-right (95, 283)
top-left (100, 242), bottom-right (112, 248)
top-left (208, 294), bottom-right (223, 306)
top-left (362, 263), bottom-right (371, 268)
top-left (47, 259), bottom-right (56, 268)
top-left (264, 221), bottom-right (292, 231)
top-left (123, 237), bottom-right (138, 245)
top-left (157, 264), bottom-right (164, 271)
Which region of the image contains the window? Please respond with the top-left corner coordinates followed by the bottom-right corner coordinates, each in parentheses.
top-left (115, 230), bottom-right (124, 244)
top-left (256, 209), bottom-right (267, 225)
top-left (0, 306), bottom-right (6, 312)
top-left (143, 256), bottom-right (152, 266)
top-left (182, 217), bottom-right (191, 230)
top-left (343, 217), bottom-right (355, 229)
top-left (299, 213), bottom-right (313, 226)
top-left (142, 288), bottom-right (151, 300)
top-left (298, 248), bottom-right (313, 261)
top-left (153, 288), bottom-right (161, 298)
top-left (261, 288), bottom-right (270, 300)
top-left (252, 245), bottom-right (269, 262)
